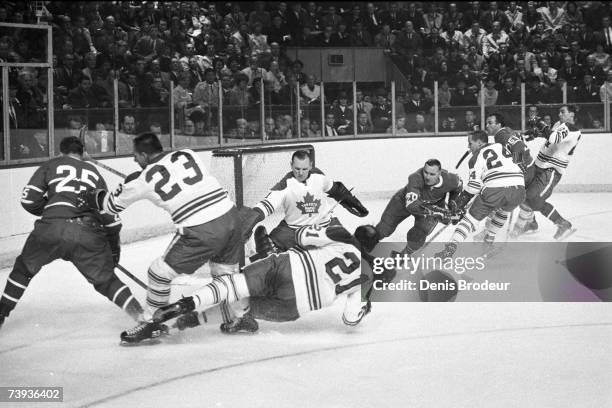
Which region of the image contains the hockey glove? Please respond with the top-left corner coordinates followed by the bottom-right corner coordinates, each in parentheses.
top-left (239, 206), bottom-right (265, 243)
top-left (327, 181), bottom-right (368, 217)
top-left (447, 200), bottom-right (465, 225)
top-left (453, 191), bottom-right (474, 212)
top-left (124, 171), bottom-right (141, 183)
top-left (421, 203), bottom-right (452, 225)
top-left (76, 189), bottom-right (107, 210)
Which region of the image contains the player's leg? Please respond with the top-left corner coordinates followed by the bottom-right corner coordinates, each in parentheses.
top-left (70, 222), bottom-right (143, 321)
top-left (0, 220), bottom-right (63, 328)
top-left (268, 221), bottom-right (298, 251)
top-left (525, 168), bottom-right (570, 239)
top-left (436, 193), bottom-right (491, 258)
top-left (403, 215), bottom-right (438, 255)
top-left (374, 188), bottom-right (412, 241)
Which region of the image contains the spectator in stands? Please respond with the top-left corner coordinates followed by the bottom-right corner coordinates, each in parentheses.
top-left (537, 2), bottom-right (566, 34)
top-left (263, 117), bottom-right (277, 139)
top-left (483, 78), bottom-right (498, 106)
top-left (320, 5), bottom-right (342, 31)
top-left (453, 64), bottom-right (480, 93)
top-left (558, 55), bottom-right (584, 88)
top-left (317, 25), bottom-right (334, 47)
top-left (323, 113), bottom-right (338, 137)
top-left (442, 3), bottom-right (463, 31)
top-left (483, 21), bottom-right (509, 59)
top-left (583, 55), bottom-right (607, 86)
top-left (526, 75), bottom-right (549, 104)
top-left (396, 21), bottom-right (422, 57)
top-left (590, 43), bottom-right (610, 72)
top-left (387, 116), bottom-right (408, 134)
top-left (275, 115), bottom-right (293, 139)
top-left (226, 117), bottom-right (256, 140)
top-left (534, 58), bottom-right (557, 87)
top-left (451, 80), bottom-right (477, 106)
top-left (599, 71), bottom-right (612, 102)
top-left (463, 22), bottom-right (486, 52)
top-left (374, 24), bottom-right (397, 52)
top-left (330, 92), bottom-right (353, 135)
top-left (422, 4), bottom-right (443, 35)
top-left (173, 73), bottom-right (193, 110)
top-left (441, 116), bottom-right (457, 131)
top-left (309, 119), bottom-right (322, 137)
top-left (356, 111), bottom-right (373, 134)
top-left (140, 75), bottom-right (169, 107)
top-left (65, 75), bottom-right (99, 109)
top-left (440, 21), bottom-right (464, 49)
top-left (296, 26), bottom-right (316, 47)
top-left (241, 56), bottom-right (267, 87)
top-left (193, 68), bottom-right (219, 108)
top-left (332, 21), bottom-right (351, 47)
top-left (116, 114), bottom-right (137, 154)
top-left (371, 92), bottom-right (392, 132)
top-left (228, 74), bottom-right (251, 108)
top-left (118, 72), bottom-right (139, 108)
top-left (350, 21), bottom-right (373, 47)
top-left (404, 87), bottom-right (425, 113)
top-left (412, 113), bottom-right (429, 133)
top-left (497, 76), bottom-right (520, 105)
top-left (301, 75), bottom-right (321, 104)
top-left (464, 110), bottom-right (480, 131)
top-left (299, 118), bottom-right (312, 138)
top-left (438, 79), bottom-right (452, 108)
top-left (10, 129), bottom-right (47, 159)
top-left (249, 22), bottom-right (271, 55)
top-left (573, 74), bottom-right (599, 102)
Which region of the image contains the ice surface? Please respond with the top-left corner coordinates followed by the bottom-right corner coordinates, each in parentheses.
top-left (1, 194), bottom-right (611, 408)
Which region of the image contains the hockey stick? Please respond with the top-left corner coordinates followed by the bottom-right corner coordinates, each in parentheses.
top-left (455, 150), bottom-right (470, 169)
top-left (83, 152), bottom-right (128, 179)
top-left (116, 264), bottom-right (148, 290)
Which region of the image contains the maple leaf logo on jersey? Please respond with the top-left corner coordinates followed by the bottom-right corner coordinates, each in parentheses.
top-left (296, 192), bottom-right (321, 216)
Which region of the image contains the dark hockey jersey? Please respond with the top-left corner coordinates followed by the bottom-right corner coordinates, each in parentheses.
top-left (402, 169), bottom-right (463, 214)
top-left (20, 155), bottom-right (120, 230)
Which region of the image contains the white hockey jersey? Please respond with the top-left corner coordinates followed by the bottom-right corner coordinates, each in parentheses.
top-left (287, 225), bottom-right (368, 325)
top-left (256, 168), bottom-right (336, 228)
top-left (103, 149), bottom-right (234, 227)
top-left (466, 142), bottom-right (524, 194)
top-left (535, 121), bottom-right (581, 174)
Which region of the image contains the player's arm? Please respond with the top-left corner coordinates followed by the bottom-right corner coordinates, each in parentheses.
top-left (506, 134), bottom-right (535, 169)
top-left (78, 171), bottom-right (150, 215)
top-left (241, 175), bottom-right (291, 242)
top-left (325, 179), bottom-right (368, 217)
top-left (93, 172), bottom-right (124, 265)
top-left (20, 166), bottom-right (49, 216)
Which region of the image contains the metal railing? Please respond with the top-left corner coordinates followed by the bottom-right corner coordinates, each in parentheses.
top-left (1, 76), bottom-right (610, 166)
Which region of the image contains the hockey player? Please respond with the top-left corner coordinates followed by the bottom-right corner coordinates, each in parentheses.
top-left (241, 150), bottom-right (368, 253)
top-left (356, 159), bottom-right (463, 256)
top-left (79, 133), bottom-right (245, 343)
top-left (128, 223), bottom-right (373, 343)
top-left (474, 112), bottom-right (537, 242)
top-left (510, 105), bottom-right (580, 240)
top-left (0, 137), bottom-right (143, 329)
top-left (436, 130), bottom-right (526, 258)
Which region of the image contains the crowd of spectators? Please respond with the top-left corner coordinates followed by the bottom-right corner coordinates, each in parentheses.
top-left (1, 1), bottom-right (612, 153)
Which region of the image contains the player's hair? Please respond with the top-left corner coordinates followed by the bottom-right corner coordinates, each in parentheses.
top-left (487, 112), bottom-right (505, 127)
top-left (560, 104), bottom-right (577, 114)
top-left (59, 136), bottom-right (84, 155)
top-left (133, 132), bottom-right (163, 154)
top-left (472, 130), bottom-right (489, 143)
top-left (292, 150), bottom-right (311, 163)
top-left (424, 158), bottom-right (442, 170)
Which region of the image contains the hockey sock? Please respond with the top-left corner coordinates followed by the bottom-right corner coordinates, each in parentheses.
top-left (1, 256), bottom-right (34, 317)
top-left (192, 274), bottom-right (250, 312)
top-left (485, 210), bottom-right (509, 241)
top-left (94, 278), bottom-right (143, 321)
top-left (451, 213), bottom-right (477, 243)
top-left (145, 259), bottom-right (178, 320)
top-left (515, 204), bottom-right (534, 229)
top-left (542, 204), bottom-right (564, 224)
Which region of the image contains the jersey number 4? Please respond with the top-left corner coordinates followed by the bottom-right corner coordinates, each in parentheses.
top-left (145, 152), bottom-right (203, 201)
top-left (325, 252), bottom-right (362, 294)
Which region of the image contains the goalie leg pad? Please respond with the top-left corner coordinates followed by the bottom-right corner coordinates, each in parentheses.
top-left (355, 225), bottom-right (380, 253)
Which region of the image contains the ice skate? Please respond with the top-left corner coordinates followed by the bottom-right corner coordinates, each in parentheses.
top-left (220, 312), bottom-right (259, 334)
top-left (554, 220), bottom-right (576, 241)
top-left (509, 219), bottom-right (538, 239)
top-left (152, 297), bottom-right (196, 323)
top-left (120, 321), bottom-right (168, 345)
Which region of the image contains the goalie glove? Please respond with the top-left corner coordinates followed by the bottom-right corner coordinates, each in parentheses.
top-left (76, 188), bottom-right (107, 211)
top-left (327, 181), bottom-right (368, 217)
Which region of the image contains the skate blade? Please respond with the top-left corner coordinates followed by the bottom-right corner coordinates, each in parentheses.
top-left (556, 228), bottom-right (577, 242)
top-left (119, 338), bottom-right (164, 347)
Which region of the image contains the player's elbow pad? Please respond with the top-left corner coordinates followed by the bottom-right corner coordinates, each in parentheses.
top-left (21, 198), bottom-right (47, 216)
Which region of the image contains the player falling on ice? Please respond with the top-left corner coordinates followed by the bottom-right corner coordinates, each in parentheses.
top-left (436, 130), bottom-right (526, 258)
top-left (132, 224), bottom-right (374, 343)
top-left (240, 149), bottom-right (368, 258)
top-left (0, 137), bottom-right (143, 329)
top-left (509, 105), bottom-right (580, 240)
top-left (79, 133), bottom-right (247, 345)
top-left (354, 159), bottom-right (463, 257)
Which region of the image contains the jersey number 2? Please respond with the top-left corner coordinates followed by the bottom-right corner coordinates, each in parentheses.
top-left (483, 148), bottom-right (510, 170)
top-left (325, 252), bottom-right (361, 294)
top-left (146, 152), bottom-right (203, 201)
